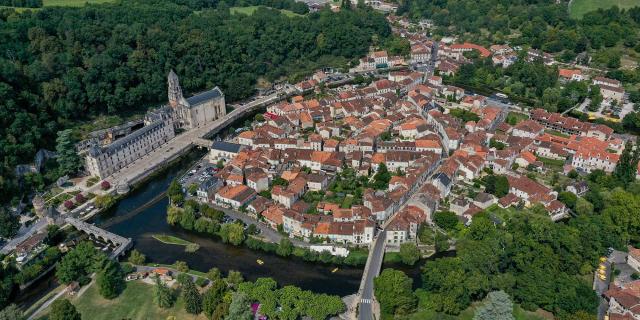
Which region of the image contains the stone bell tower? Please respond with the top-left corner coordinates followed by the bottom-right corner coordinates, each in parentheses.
top-left (167, 70), bottom-right (188, 109)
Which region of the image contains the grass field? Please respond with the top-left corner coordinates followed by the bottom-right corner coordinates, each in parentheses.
top-left (537, 156), bottom-right (566, 171)
top-left (230, 5), bottom-right (302, 17)
top-left (69, 281), bottom-right (206, 320)
top-left (569, 0), bottom-right (640, 19)
top-left (506, 112), bottom-right (529, 126)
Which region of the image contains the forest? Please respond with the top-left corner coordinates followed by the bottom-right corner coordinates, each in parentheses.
top-left (0, 0), bottom-right (389, 206)
top-left (0, 0), bottom-right (42, 8)
top-left (398, 0), bottom-right (640, 61)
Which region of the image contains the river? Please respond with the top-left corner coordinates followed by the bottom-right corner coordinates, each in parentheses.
top-left (92, 154), bottom-right (364, 296)
top-left (17, 151), bottom-right (453, 309)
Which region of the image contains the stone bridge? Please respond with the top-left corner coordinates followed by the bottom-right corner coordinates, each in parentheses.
top-left (65, 217), bottom-right (132, 260)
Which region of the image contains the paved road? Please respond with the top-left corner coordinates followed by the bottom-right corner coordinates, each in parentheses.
top-left (358, 231), bottom-right (386, 320)
top-left (210, 204), bottom-right (310, 248)
top-left (356, 160), bottom-right (445, 319)
top-left (105, 87), bottom-right (295, 188)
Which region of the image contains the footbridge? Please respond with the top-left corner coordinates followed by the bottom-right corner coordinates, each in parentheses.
top-left (65, 217), bottom-right (132, 260)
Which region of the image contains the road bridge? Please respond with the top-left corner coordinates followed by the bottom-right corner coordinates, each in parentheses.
top-left (65, 217), bottom-right (132, 260)
top-left (355, 161), bottom-right (444, 320)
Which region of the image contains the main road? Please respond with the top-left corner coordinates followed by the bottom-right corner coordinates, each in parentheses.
top-left (356, 164), bottom-right (444, 320)
top-left (357, 231), bottom-right (386, 320)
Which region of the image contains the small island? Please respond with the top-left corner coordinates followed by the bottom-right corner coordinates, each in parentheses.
top-left (152, 234), bottom-right (200, 253)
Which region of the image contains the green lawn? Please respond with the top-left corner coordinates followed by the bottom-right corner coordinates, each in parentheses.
top-left (152, 234), bottom-right (194, 246)
top-left (66, 281), bottom-right (206, 320)
top-left (536, 156), bottom-right (566, 171)
top-left (505, 112), bottom-right (529, 126)
top-left (569, 0), bottom-right (640, 19)
top-left (230, 5), bottom-right (302, 17)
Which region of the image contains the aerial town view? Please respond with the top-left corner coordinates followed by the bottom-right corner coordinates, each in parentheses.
top-left (1, 0), bottom-right (640, 319)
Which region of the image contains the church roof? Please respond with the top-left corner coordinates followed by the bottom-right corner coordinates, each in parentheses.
top-left (186, 87), bottom-right (223, 107)
top-left (211, 141), bottom-right (242, 153)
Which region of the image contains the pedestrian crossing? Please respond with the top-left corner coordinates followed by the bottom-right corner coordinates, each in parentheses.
top-left (360, 298), bottom-right (373, 304)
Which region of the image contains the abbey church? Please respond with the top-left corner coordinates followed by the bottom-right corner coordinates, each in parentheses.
top-left (167, 70), bottom-right (227, 130)
top-left (83, 71), bottom-right (226, 178)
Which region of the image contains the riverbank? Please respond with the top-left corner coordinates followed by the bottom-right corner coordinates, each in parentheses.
top-left (96, 160), bottom-right (365, 296)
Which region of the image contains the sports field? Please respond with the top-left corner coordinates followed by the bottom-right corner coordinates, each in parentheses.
top-left (569, 0), bottom-right (640, 19)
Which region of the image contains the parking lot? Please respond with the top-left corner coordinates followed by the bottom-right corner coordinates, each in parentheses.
top-left (179, 157), bottom-right (218, 189)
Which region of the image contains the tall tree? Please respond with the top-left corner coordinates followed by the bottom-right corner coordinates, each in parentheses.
top-left (226, 292), bottom-right (253, 320)
top-left (127, 249), bottom-right (146, 265)
top-left (55, 241), bottom-right (105, 284)
top-left (219, 223), bottom-right (245, 246)
top-left (473, 291), bottom-right (515, 320)
top-left (0, 304), bottom-right (24, 320)
top-left (374, 269), bottom-right (417, 316)
top-left (207, 268), bottom-right (222, 282)
top-left (182, 278), bottom-right (202, 314)
top-left (399, 242), bottom-right (420, 266)
top-left (49, 299), bottom-right (81, 320)
top-left (55, 129), bottom-right (82, 176)
top-left (0, 209), bottom-right (19, 239)
top-left (225, 270), bottom-right (244, 290)
top-left (276, 238), bottom-right (293, 257)
top-left (614, 140), bottom-right (636, 185)
top-left (203, 280), bottom-right (227, 319)
top-left (97, 260), bottom-right (125, 299)
top-left (153, 277), bottom-right (175, 309)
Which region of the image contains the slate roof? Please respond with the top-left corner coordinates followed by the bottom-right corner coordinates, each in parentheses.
top-left (186, 87), bottom-right (223, 107)
top-left (211, 141), bottom-right (242, 153)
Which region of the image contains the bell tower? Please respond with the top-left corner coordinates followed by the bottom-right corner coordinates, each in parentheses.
top-left (167, 70), bottom-right (185, 108)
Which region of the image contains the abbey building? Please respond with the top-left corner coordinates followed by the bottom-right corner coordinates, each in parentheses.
top-left (83, 71), bottom-right (226, 178)
top-left (167, 70), bottom-right (226, 130)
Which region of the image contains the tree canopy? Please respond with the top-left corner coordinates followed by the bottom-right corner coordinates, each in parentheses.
top-left (49, 299), bottom-right (81, 320)
top-left (0, 0), bottom-right (389, 206)
top-left (374, 268), bottom-right (417, 317)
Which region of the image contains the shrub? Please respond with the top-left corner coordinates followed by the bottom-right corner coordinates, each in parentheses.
top-left (75, 193), bottom-right (85, 203)
top-left (64, 200), bottom-right (75, 210)
top-left (100, 180), bottom-right (111, 190)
